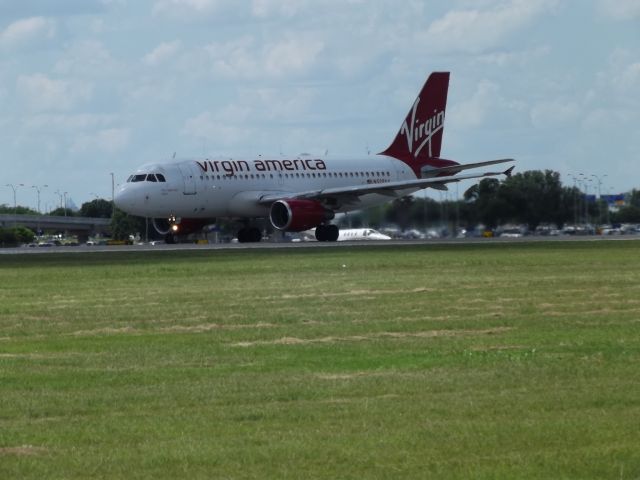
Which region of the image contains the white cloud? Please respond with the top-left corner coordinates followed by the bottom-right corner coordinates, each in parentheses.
top-left (251, 0), bottom-right (305, 18)
top-left (449, 81), bottom-right (501, 128)
top-left (592, 49), bottom-right (640, 107)
top-left (23, 113), bottom-right (118, 131)
top-left (181, 111), bottom-right (247, 146)
top-left (597, 0), bottom-right (640, 20)
top-left (581, 107), bottom-right (637, 136)
top-left (152, 0), bottom-right (221, 18)
top-left (206, 36), bottom-right (257, 77)
top-left (0, 16), bottom-right (55, 48)
top-left (144, 40), bottom-right (181, 66)
top-left (54, 40), bottom-right (117, 76)
top-left (70, 128), bottom-right (131, 153)
top-left (206, 34), bottom-right (323, 78)
top-left (17, 74), bottom-right (92, 111)
top-left (263, 37), bottom-right (324, 76)
top-left (612, 60), bottom-right (640, 94)
top-left (530, 100), bottom-right (580, 129)
top-left (421, 0), bottom-right (558, 54)
top-left (245, 87), bottom-right (315, 120)
top-left (473, 45), bottom-right (551, 67)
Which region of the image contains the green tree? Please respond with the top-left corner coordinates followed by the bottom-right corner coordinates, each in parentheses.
top-left (612, 205), bottom-right (640, 223)
top-left (464, 178), bottom-right (510, 229)
top-left (111, 208), bottom-right (146, 241)
top-left (499, 170), bottom-right (568, 230)
top-left (0, 204), bottom-right (39, 215)
top-left (0, 228), bottom-right (18, 247)
top-left (80, 199), bottom-right (113, 218)
top-left (385, 196), bottom-right (415, 231)
top-left (628, 189), bottom-right (640, 208)
top-left (48, 207), bottom-right (75, 217)
top-left (464, 170), bottom-right (579, 230)
top-left (0, 227), bottom-right (34, 246)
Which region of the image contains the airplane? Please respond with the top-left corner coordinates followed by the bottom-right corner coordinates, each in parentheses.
top-left (337, 228), bottom-right (391, 241)
top-left (114, 72), bottom-right (514, 243)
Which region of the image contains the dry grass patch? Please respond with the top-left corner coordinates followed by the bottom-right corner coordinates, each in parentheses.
top-left (232, 327), bottom-right (512, 347)
top-left (0, 446), bottom-right (48, 457)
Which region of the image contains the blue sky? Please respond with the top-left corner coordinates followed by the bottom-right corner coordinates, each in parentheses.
top-left (1, 0), bottom-right (639, 211)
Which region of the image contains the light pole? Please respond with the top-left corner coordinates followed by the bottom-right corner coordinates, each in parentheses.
top-left (55, 190), bottom-right (63, 211)
top-left (586, 178), bottom-right (593, 226)
top-left (591, 174), bottom-right (607, 226)
top-left (577, 173), bottom-right (594, 227)
top-left (5, 183), bottom-right (24, 211)
top-left (567, 174), bottom-right (578, 227)
top-left (31, 184), bottom-right (48, 236)
top-left (5, 183), bottom-right (24, 227)
top-left (63, 192), bottom-right (68, 217)
top-left (110, 172), bottom-right (115, 218)
top-left (31, 184), bottom-right (48, 214)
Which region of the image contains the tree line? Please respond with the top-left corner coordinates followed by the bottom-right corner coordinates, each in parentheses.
top-left (345, 170), bottom-right (640, 231)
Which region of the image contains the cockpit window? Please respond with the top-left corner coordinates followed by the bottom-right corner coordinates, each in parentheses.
top-left (131, 174), bottom-right (147, 182)
top-left (156, 174), bottom-right (166, 182)
top-left (147, 174), bottom-right (158, 182)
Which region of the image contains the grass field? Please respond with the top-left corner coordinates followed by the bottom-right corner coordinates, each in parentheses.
top-left (1, 241), bottom-right (640, 479)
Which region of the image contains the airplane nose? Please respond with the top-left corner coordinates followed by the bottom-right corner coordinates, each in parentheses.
top-left (114, 185), bottom-right (138, 213)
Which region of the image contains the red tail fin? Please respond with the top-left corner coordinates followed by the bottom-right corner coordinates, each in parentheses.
top-left (380, 72), bottom-right (456, 176)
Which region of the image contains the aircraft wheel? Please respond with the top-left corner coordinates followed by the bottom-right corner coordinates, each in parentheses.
top-left (248, 227), bottom-right (262, 242)
top-left (326, 225), bottom-right (339, 242)
top-left (238, 227), bottom-right (262, 243)
top-left (315, 225), bottom-right (327, 241)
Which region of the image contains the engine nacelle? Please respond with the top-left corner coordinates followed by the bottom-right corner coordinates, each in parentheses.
top-left (152, 217), bottom-right (214, 236)
top-left (270, 199), bottom-right (334, 232)
top-left (152, 218), bottom-right (172, 235)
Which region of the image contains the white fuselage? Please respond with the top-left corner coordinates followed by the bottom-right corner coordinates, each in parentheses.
top-left (115, 155), bottom-right (420, 220)
top-left (337, 228), bottom-right (392, 241)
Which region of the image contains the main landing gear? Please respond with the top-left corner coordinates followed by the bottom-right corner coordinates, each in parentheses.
top-left (315, 224), bottom-right (339, 242)
top-left (237, 227), bottom-right (262, 243)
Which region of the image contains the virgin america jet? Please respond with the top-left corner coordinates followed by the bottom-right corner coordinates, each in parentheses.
top-left (115, 72), bottom-right (514, 243)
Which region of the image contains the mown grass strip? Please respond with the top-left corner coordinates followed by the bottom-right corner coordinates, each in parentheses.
top-left (1, 240), bottom-right (639, 478)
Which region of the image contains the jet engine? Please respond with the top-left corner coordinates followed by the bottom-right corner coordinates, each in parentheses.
top-left (269, 199), bottom-right (334, 232)
top-left (151, 218), bottom-right (172, 235)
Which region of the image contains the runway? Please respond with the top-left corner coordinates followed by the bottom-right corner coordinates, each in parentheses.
top-left (2, 234), bottom-right (639, 255)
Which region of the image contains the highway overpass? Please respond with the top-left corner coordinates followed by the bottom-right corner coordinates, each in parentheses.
top-left (0, 214), bottom-right (111, 241)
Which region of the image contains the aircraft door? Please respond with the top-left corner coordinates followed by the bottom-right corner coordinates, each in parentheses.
top-left (178, 163), bottom-right (197, 195)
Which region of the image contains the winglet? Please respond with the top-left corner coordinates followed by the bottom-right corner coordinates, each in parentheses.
top-left (503, 165), bottom-right (515, 178)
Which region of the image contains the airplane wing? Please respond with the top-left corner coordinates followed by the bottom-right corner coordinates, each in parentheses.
top-left (421, 158), bottom-right (514, 177)
top-left (257, 163), bottom-right (515, 208)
